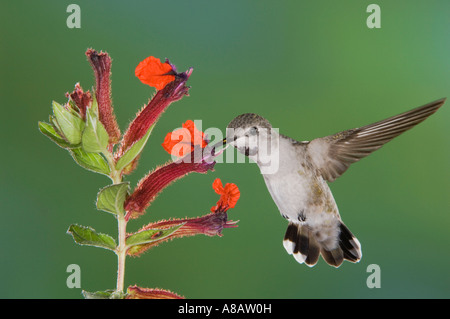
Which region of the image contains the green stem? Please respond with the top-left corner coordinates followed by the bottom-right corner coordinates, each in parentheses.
top-left (103, 151), bottom-right (121, 184)
top-left (116, 214), bottom-right (127, 293)
top-left (103, 149), bottom-right (127, 294)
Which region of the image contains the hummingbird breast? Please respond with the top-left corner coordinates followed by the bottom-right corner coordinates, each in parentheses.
top-left (262, 161), bottom-right (342, 252)
top-left (260, 138), bottom-right (340, 226)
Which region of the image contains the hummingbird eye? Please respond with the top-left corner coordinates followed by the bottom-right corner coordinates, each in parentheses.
top-left (249, 126), bottom-right (258, 135)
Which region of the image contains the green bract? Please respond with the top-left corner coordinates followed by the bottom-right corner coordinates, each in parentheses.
top-left (81, 98), bottom-right (109, 153)
top-left (52, 101), bottom-right (85, 145)
top-left (38, 121), bottom-right (73, 149)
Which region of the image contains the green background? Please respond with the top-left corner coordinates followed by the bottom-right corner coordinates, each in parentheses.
top-left (1, 0), bottom-right (449, 299)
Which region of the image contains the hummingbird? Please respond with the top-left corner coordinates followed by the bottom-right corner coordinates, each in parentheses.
top-left (221, 98), bottom-right (445, 267)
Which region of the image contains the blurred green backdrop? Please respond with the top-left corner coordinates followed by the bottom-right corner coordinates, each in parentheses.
top-left (1, 0), bottom-right (449, 299)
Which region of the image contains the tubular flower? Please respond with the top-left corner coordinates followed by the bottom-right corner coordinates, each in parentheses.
top-left (210, 178), bottom-right (241, 213)
top-left (115, 59), bottom-right (192, 171)
top-left (135, 56), bottom-right (176, 90)
top-left (124, 147), bottom-right (216, 220)
top-left (85, 49), bottom-right (121, 144)
top-left (127, 213), bottom-right (239, 256)
top-left (162, 120), bottom-right (208, 157)
top-left (126, 178), bottom-right (240, 256)
top-left (126, 286), bottom-right (184, 299)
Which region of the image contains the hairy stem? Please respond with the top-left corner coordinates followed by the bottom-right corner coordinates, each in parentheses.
top-left (103, 150), bottom-right (127, 294)
top-left (116, 214), bottom-right (127, 293)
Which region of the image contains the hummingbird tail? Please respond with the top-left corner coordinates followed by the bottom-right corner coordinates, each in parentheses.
top-left (320, 222), bottom-right (362, 267)
top-left (283, 222), bottom-right (321, 267)
top-left (283, 222), bottom-right (362, 267)
top-left (339, 222), bottom-right (362, 263)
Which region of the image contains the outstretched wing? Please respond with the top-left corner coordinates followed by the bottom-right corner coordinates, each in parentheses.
top-left (307, 98), bottom-right (446, 182)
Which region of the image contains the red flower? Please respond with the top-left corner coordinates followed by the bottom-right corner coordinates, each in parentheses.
top-left (115, 59), bottom-right (192, 175)
top-left (126, 178), bottom-right (240, 256)
top-left (127, 212), bottom-right (239, 256)
top-left (211, 178), bottom-right (240, 213)
top-left (162, 120), bottom-right (208, 157)
top-left (124, 148), bottom-right (216, 220)
top-left (135, 56), bottom-right (176, 90)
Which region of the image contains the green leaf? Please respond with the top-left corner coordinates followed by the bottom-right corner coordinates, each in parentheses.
top-left (82, 290), bottom-right (114, 299)
top-left (52, 101), bottom-right (85, 145)
top-left (82, 290), bottom-right (127, 299)
top-left (70, 147), bottom-right (110, 176)
top-left (96, 182), bottom-right (130, 215)
top-left (126, 223), bottom-right (185, 254)
top-left (81, 98), bottom-right (109, 153)
top-left (50, 115), bottom-right (63, 134)
top-left (67, 224), bottom-right (117, 251)
top-left (115, 125), bottom-right (154, 171)
top-left (38, 121), bottom-right (74, 149)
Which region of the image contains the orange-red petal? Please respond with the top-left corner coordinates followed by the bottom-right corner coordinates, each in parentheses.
top-left (135, 56), bottom-right (175, 90)
top-left (161, 132), bottom-right (181, 154)
top-left (182, 120), bottom-right (208, 148)
top-left (162, 120), bottom-right (208, 157)
top-left (211, 178), bottom-right (240, 212)
top-left (223, 183), bottom-right (240, 209)
top-left (212, 178), bottom-right (224, 194)
top-left (161, 129), bottom-right (192, 157)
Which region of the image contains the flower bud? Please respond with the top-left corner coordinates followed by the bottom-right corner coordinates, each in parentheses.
top-left (86, 49), bottom-right (121, 144)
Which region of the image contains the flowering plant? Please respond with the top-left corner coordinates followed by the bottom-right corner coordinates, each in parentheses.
top-left (38, 49), bottom-right (240, 299)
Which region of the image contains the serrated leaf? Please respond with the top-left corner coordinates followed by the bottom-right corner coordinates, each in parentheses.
top-left (126, 223), bottom-right (185, 254)
top-left (96, 182), bottom-right (130, 215)
top-left (67, 224), bottom-right (117, 251)
top-left (52, 101), bottom-right (85, 145)
top-left (81, 98), bottom-right (109, 153)
top-left (70, 148), bottom-right (110, 176)
top-left (38, 121), bottom-right (74, 149)
top-left (115, 125), bottom-right (154, 171)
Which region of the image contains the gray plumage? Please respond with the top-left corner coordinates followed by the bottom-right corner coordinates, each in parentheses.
top-left (225, 98), bottom-right (445, 267)
top-left (227, 113), bottom-right (273, 131)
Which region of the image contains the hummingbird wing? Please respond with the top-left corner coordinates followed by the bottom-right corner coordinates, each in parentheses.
top-left (307, 98), bottom-right (445, 182)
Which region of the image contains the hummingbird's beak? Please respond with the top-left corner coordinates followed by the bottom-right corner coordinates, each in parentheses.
top-left (209, 137), bottom-right (228, 150)
top-left (204, 137), bottom-right (230, 160)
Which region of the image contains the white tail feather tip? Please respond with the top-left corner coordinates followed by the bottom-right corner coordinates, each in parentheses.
top-left (283, 239), bottom-right (295, 255)
top-left (293, 252), bottom-right (307, 264)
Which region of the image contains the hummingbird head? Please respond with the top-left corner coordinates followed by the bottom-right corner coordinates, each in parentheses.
top-left (225, 113), bottom-right (273, 157)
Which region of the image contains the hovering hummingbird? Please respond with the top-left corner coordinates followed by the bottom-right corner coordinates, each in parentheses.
top-left (221, 98), bottom-right (445, 267)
